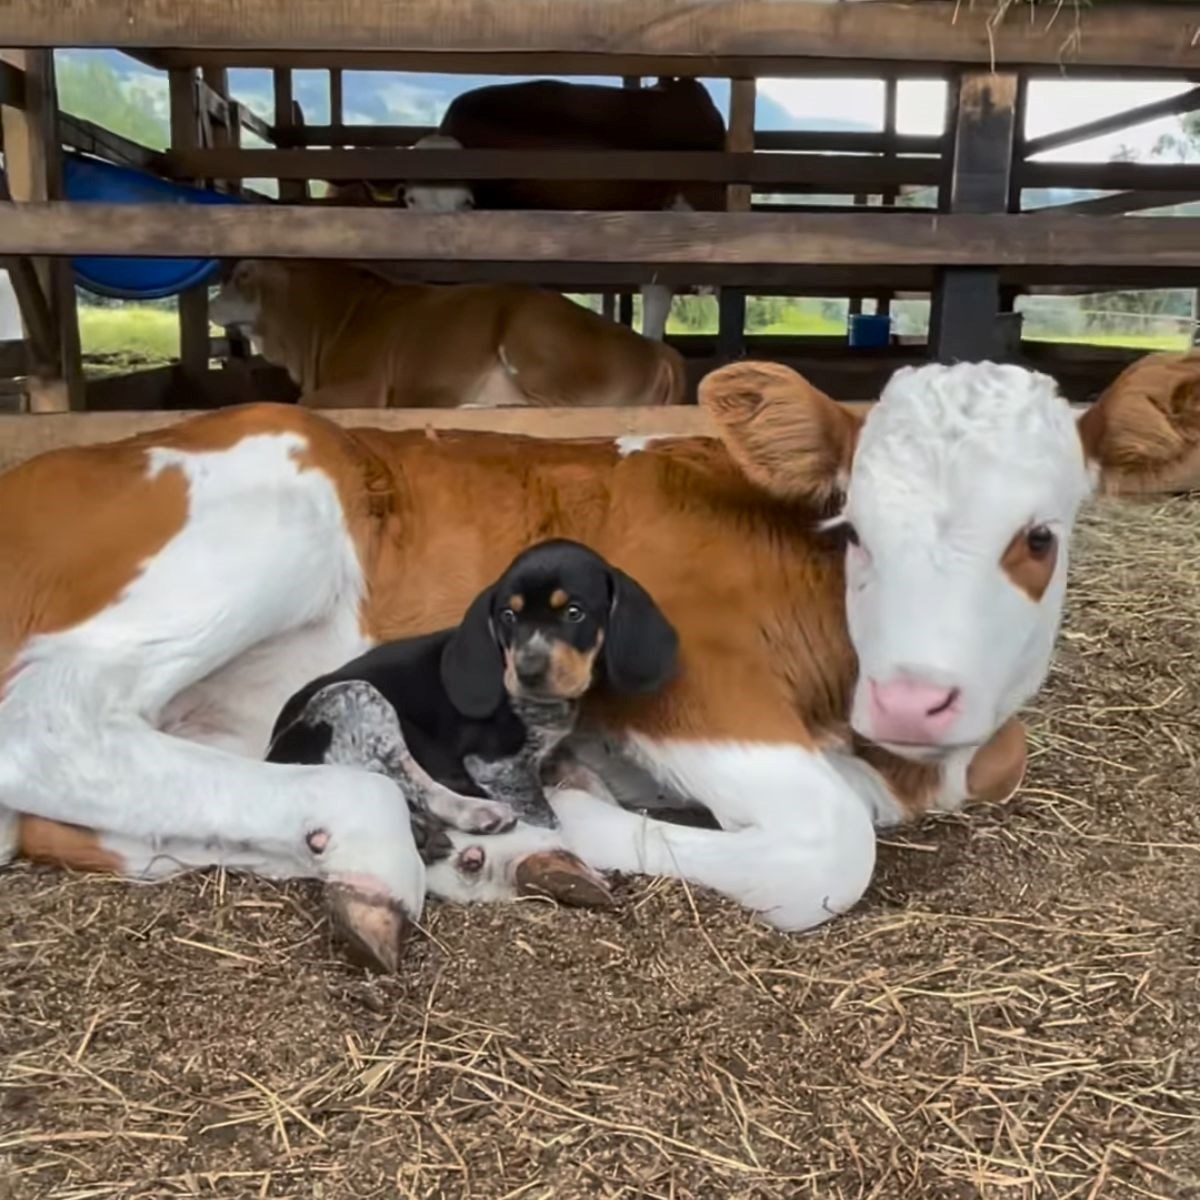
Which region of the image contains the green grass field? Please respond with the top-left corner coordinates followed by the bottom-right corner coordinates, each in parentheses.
top-left (75, 303), bottom-right (1190, 370)
top-left (78, 305), bottom-right (179, 371)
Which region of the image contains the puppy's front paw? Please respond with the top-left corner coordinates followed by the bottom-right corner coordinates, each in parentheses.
top-left (456, 798), bottom-right (518, 835)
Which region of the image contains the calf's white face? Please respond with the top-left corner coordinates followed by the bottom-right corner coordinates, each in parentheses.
top-left (699, 358), bottom-right (1198, 765)
top-left (840, 363), bottom-right (1091, 758)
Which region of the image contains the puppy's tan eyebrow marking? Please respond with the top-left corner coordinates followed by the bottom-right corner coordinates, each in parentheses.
top-left (508, 594), bottom-right (525, 613)
top-left (549, 589), bottom-right (569, 610)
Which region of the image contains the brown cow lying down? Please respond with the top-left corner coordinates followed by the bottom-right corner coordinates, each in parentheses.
top-left (1090, 349), bottom-right (1200, 492)
top-left (209, 260), bottom-right (685, 409)
top-left (2, 359), bottom-right (1197, 971)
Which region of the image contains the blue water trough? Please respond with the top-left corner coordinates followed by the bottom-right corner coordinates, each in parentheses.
top-left (60, 153), bottom-right (249, 301)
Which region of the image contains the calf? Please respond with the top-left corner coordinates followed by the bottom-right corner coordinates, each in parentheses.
top-left (1, 360), bottom-right (1195, 971)
top-left (209, 259), bottom-right (685, 408)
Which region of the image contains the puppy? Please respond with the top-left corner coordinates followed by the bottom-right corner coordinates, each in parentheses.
top-left (265, 539), bottom-right (679, 840)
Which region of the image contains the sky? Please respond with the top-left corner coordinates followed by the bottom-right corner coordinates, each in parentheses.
top-left (758, 76), bottom-right (1194, 160)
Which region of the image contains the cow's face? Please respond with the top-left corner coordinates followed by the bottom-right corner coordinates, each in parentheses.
top-left (401, 134), bottom-right (475, 213)
top-left (839, 363), bottom-right (1089, 758)
top-left (209, 259), bottom-right (269, 330)
top-left (700, 359), bottom-right (1200, 763)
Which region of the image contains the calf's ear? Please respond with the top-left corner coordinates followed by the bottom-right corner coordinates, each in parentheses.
top-left (698, 361), bottom-right (861, 506)
top-left (1078, 352), bottom-right (1200, 494)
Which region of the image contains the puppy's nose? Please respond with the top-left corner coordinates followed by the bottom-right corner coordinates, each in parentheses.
top-left (515, 646), bottom-right (550, 685)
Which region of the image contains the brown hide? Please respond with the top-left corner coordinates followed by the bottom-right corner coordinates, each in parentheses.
top-left (240, 261), bottom-right (684, 408)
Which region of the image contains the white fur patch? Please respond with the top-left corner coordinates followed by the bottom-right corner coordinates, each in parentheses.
top-left (0, 432), bottom-right (425, 917)
top-left (842, 362), bottom-right (1094, 753)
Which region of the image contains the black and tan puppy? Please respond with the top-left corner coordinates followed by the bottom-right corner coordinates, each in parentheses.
top-left (266, 539), bottom-right (679, 838)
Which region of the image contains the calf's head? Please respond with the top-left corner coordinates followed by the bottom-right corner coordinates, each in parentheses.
top-left (700, 359), bottom-right (1200, 761)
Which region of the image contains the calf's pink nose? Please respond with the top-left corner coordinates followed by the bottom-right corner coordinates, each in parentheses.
top-left (868, 678), bottom-right (961, 745)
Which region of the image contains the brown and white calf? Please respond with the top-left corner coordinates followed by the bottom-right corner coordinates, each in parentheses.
top-left (1, 360), bottom-right (1194, 968)
top-left (398, 77), bottom-right (728, 342)
top-left (210, 259), bottom-right (684, 409)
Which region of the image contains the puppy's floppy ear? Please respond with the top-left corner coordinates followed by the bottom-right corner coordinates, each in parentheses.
top-left (440, 586), bottom-right (506, 718)
top-left (603, 568), bottom-right (679, 695)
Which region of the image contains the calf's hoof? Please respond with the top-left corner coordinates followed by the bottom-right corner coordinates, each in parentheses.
top-left (515, 850), bottom-right (614, 909)
top-left (325, 884), bottom-right (416, 973)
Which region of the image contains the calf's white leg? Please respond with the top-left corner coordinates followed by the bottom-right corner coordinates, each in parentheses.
top-left (0, 430), bottom-right (425, 920)
top-left (544, 740), bottom-right (879, 930)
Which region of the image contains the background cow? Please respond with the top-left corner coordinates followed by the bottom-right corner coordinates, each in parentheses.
top-left (210, 259), bottom-right (685, 409)
top-left (382, 77), bottom-right (728, 342)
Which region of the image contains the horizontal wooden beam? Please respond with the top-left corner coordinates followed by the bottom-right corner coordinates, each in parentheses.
top-left (164, 147), bottom-right (942, 189)
top-left (4, 204), bottom-right (1200, 271)
top-left (279, 123), bottom-right (945, 156)
top-left (1023, 85), bottom-right (1200, 158)
top-left (121, 47), bottom-right (1200, 81)
top-left (0, 405), bottom-right (727, 473)
top-left (8, 2), bottom-right (1200, 70)
top-left (1022, 160), bottom-right (1200, 192)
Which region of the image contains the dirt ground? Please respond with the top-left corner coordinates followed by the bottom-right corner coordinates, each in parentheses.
top-left (2, 496), bottom-right (1198, 1200)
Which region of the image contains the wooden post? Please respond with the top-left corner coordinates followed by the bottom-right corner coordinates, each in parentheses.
top-left (274, 69), bottom-right (308, 201)
top-left (329, 68), bottom-right (344, 135)
top-left (876, 75), bottom-right (899, 320)
top-left (618, 75), bottom-right (641, 329)
top-left (929, 70), bottom-right (1019, 363)
top-left (718, 77), bottom-right (755, 359)
top-left (1, 49), bottom-right (84, 412)
top-left (169, 67), bottom-right (211, 386)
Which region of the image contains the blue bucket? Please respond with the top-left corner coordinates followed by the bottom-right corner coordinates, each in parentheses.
top-left (62, 153), bottom-right (248, 301)
top-left (848, 313), bottom-right (892, 349)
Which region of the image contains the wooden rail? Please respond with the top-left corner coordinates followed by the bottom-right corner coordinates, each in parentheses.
top-left (6, 1), bottom-right (1199, 71)
top-left (164, 147), bottom-right (944, 189)
top-left (3, 205), bottom-right (1199, 270)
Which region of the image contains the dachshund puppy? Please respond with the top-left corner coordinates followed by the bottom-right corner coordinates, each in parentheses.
top-left (266, 538), bottom-right (679, 841)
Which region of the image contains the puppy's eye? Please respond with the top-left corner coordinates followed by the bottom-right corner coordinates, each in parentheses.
top-left (563, 603), bottom-right (586, 623)
top-left (1026, 524), bottom-right (1055, 560)
top-left (499, 608), bottom-right (518, 626)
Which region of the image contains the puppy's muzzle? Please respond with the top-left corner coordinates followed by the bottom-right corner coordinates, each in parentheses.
top-left (513, 643), bottom-right (551, 689)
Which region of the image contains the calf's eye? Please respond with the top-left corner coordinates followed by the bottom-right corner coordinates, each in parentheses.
top-left (1026, 525), bottom-right (1055, 559)
top-left (564, 604), bottom-right (586, 623)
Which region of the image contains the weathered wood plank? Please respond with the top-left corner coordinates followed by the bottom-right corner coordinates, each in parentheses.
top-left (930, 71), bottom-right (1019, 364)
top-left (5, 1), bottom-right (1199, 70)
top-left (4, 204), bottom-right (1200, 270)
top-left (59, 112), bottom-right (166, 172)
top-left (0, 406), bottom-right (724, 473)
top-left (164, 147), bottom-right (943, 189)
top-left (120, 47), bottom-right (1197, 81)
top-left (1, 50), bottom-right (83, 413)
top-left (1022, 161), bottom-right (1200, 192)
top-left (280, 124), bottom-right (945, 155)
